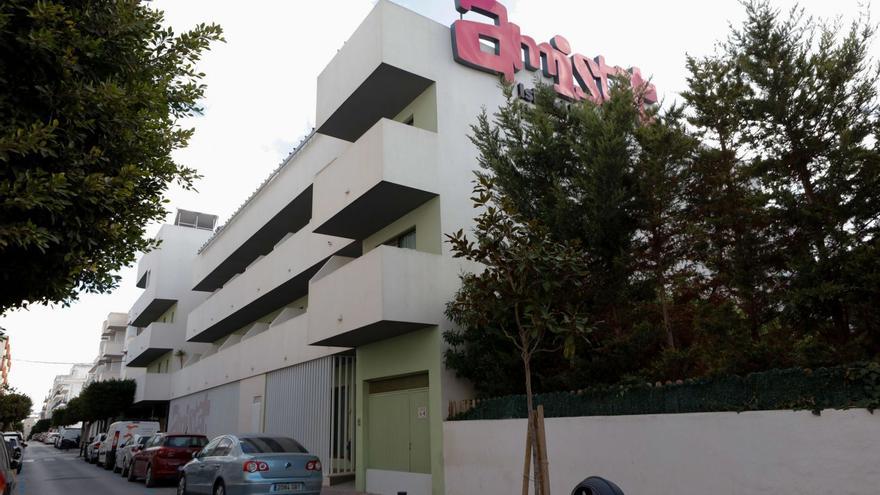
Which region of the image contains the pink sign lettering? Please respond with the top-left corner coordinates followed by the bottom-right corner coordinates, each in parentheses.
top-left (451, 0), bottom-right (657, 104)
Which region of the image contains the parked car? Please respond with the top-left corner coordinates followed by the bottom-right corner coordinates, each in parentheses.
top-left (178, 434), bottom-right (322, 495)
top-left (128, 433), bottom-right (207, 487)
top-left (3, 437), bottom-right (23, 475)
top-left (99, 420), bottom-right (160, 471)
top-left (116, 433), bottom-right (152, 476)
top-left (86, 433), bottom-right (107, 464)
top-left (0, 436), bottom-right (18, 495)
top-left (45, 432), bottom-right (59, 445)
top-left (58, 428), bottom-right (81, 450)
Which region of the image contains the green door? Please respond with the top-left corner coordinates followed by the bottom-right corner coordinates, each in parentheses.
top-left (367, 382), bottom-right (430, 474)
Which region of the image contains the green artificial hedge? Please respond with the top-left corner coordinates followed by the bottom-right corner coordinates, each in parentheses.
top-left (451, 362), bottom-right (880, 420)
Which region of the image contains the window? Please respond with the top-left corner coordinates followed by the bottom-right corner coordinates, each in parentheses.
top-left (213, 437), bottom-right (233, 456)
top-left (146, 435), bottom-right (163, 448)
top-left (384, 228), bottom-right (416, 250)
top-left (200, 437), bottom-right (221, 458)
top-left (164, 436), bottom-right (208, 448)
top-left (240, 437), bottom-right (307, 454)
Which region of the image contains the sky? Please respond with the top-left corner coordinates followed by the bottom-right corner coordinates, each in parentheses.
top-left (2, 0), bottom-right (875, 414)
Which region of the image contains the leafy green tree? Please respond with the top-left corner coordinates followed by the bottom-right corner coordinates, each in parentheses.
top-left (0, 389), bottom-right (32, 429)
top-left (77, 378), bottom-right (135, 421)
top-left (445, 173), bottom-right (593, 494)
top-left (51, 406), bottom-right (68, 427)
top-left (0, 0), bottom-right (223, 313)
top-left (684, 1), bottom-right (880, 363)
top-left (30, 418), bottom-right (51, 436)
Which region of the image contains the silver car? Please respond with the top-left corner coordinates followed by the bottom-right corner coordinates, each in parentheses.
top-left (178, 435), bottom-right (322, 495)
top-left (116, 433), bottom-right (152, 476)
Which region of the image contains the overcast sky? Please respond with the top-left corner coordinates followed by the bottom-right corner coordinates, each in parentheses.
top-left (2, 0), bottom-right (874, 414)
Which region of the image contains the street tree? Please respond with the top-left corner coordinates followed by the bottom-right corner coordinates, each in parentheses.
top-left (0, 0), bottom-right (223, 314)
top-left (0, 389), bottom-right (32, 430)
top-left (446, 173), bottom-right (593, 494)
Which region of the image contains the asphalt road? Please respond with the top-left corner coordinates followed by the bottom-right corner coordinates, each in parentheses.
top-left (16, 441), bottom-right (176, 495)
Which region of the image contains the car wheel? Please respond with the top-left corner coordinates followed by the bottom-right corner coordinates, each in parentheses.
top-left (127, 462), bottom-right (138, 482)
top-left (145, 464), bottom-right (156, 487)
top-left (213, 481), bottom-right (226, 495)
top-left (177, 475), bottom-right (188, 495)
top-left (113, 460), bottom-right (121, 473)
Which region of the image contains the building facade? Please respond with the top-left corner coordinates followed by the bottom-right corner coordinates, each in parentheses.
top-left (0, 329), bottom-right (10, 389)
top-left (121, 1), bottom-right (654, 494)
top-left (85, 312), bottom-right (128, 385)
top-left (40, 363), bottom-right (91, 420)
top-left (122, 209), bottom-right (218, 427)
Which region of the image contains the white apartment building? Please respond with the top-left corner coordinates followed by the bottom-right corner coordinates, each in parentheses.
top-left (122, 209), bottom-right (218, 425)
top-left (40, 363), bottom-right (91, 420)
top-left (0, 329), bottom-right (10, 388)
top-left (124, 1), bottom-right (655, 494)
top-left (85, 312), bottom-right (128, 385)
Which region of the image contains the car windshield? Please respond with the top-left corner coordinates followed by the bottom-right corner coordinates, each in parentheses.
top-left (164, 436), bottom-right (207, 448)
top-left (239, 437), bottom-right (307, 454)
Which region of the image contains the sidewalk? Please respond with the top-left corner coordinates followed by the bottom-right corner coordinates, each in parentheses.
top-left (321, 481), bottom-right (370, 495)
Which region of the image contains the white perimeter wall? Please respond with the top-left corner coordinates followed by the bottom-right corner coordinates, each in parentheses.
top-left (444, 409), bottom-right (880, 495)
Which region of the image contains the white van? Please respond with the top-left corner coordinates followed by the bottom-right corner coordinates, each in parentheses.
top-left (58, 427), bottom-right (81, 449)
top-left (97, 420), bottom-right (160, 470)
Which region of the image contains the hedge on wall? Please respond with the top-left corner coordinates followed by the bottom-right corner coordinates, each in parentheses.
top-left (451, 362), bottom-right (880, 420)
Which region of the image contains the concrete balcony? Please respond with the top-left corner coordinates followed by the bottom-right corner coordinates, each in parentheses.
top-left (128, 282), bottom-right (177, 328)
top-left (316, 1), bottom-right (444, 142)
top-left (125, 322), bottom-right (177, 367)
top-left (172, 313), bottom-right (342, 398)
top-left (313, 118), bottom-right (438, 240)
top-left (102, 312), bottom-right (128, 336)
top-left (131, 369), bottom-right (171, 404)
top-left (186, 227), bottom-right (359, 344)
top-left (191, 134), bottom-right (350, 292)
top-left (307, 245), bottom-right (445, 347)
top-left (99, 338), bottom-right (124, 359)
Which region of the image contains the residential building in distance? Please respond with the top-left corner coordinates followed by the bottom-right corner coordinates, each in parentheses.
top-left (0, 328), bottom-right (10, 388)
top-left (40, 363), bottom-right (91, 420)
top-left (123, 209), bottom-right (218, 428)
top-left (85, 312), bottom-right (128, 385)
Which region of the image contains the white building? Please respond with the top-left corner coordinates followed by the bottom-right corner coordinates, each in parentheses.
top-left (85, 312), bottom-right (128, 385)
top-left (124, 1), bottom-right (654, 494)
top-left (40, 363), bottom-right (91, 420)
top-left (122, 209), bottom-right (218, 426)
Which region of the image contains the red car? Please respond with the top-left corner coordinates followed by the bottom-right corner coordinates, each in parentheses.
top-left (128, 433), bottom-right (208, 487)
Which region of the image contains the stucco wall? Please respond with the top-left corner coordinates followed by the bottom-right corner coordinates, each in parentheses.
top-left (443, 409), bottom-right (880, 495)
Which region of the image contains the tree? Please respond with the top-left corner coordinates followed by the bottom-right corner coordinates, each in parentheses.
top-left (684, 1), bottom-right (880, 363)
top-left (30, 418), bottom-right (50, 436)
top-left (51, 406), bottom-right (68, 428)
top-left (446, 174), bottom-right (593, 494)
top-left (0, 0), bottom-right (223, 313)
top-left (0, 389), bottom-right (32, 430)
top-left (77, 379), bottom-right (135, 421)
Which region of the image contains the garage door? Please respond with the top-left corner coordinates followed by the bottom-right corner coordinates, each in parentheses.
top-left (366, 374), bottom-right (430, 474)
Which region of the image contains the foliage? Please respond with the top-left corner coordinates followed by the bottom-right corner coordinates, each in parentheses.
top-left (445, 168), bottom-right (594, 495)
top-left (30, 418), bottom-right (50, 436)
top-left (445, 0), bottom-right (880, 397)
top-left (0, 0), bottom-right (223, 313)
top-left (451, 362), bottom-right (880, 421)
top-left (51, 405), bottom-right (68, 427)
top-left (76, 379), bottom-right (136, 421)
top-left (0, 389), bottom-right (33, 429)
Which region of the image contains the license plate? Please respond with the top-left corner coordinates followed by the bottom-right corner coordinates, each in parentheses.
top-left (272, 483), bottom-right (304, 492)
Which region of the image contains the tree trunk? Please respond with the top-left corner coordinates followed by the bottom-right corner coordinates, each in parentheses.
top-left (521, 331), bottom-right (542, 495)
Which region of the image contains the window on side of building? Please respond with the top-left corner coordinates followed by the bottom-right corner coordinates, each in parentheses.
top-left (383, 228), bottom-right (416, 250)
